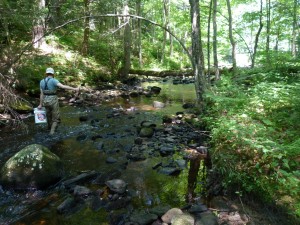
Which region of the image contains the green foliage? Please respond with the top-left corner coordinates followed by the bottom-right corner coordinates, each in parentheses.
top-left (203, 68), bottom-right (300, 219)
top-left (14, 37), bottom-right (112, 91)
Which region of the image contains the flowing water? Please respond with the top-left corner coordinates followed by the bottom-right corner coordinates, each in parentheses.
top-left (0, 79), bottom-right (207, 225)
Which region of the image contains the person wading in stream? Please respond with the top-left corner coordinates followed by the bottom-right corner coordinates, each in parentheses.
top-left (38, 68), bottom-right (79, 135)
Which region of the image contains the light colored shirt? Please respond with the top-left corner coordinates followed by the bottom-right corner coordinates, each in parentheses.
top-left (40, 77), bottom-right (60, 92)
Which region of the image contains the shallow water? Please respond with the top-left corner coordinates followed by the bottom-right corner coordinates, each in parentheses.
top-left (0, 80), bottom-right (205, 224)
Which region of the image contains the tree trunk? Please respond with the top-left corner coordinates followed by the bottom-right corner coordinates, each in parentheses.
top-left (189, 0), bottom-right (206, 108)
top-left (266, 0), bottom-right (271, 65)
top-left (212, 0), bottom-right (219, 80)
top-left (274, 28), bottom-right (279, 52)
top-left (292, 0), bottom-right (298, 57)
top-left (136, 0), bottom-right (143, 67)
top-left (161, 0), bottom-right (170, 63)
top-left (251, 0), bottom-right (263, 68)
top-left (32, 0), bottom-right (46, 49)
top-left (207, 0), bottom-right (212, 83)
top-left (169, 3), bottom-right (173, 58)
top-left (226, 0), bottom-right (237, 75)
top-left (48, 0), bottom-right (66, 26)
top-left (199, 2), bottom-right (205, 70)
top-left (169, 30), bottom-right (173, 58)
top-left (81, 0), bottom-right (90, 56)
top-left (53, 0), bottom-right (63, 25)
top-left (121, 2), bottom-right (131, 80)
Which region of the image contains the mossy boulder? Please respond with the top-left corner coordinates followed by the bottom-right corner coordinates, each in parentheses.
top-left (139, 127), bottom-right (154, 138)
top-left (0, 144), bottom-right (64, 190)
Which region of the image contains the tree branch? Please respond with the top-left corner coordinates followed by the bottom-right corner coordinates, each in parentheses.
top-left (5, 14), bottom-right (193, 72)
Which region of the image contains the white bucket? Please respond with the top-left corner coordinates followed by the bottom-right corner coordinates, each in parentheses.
top-left (34, 107), bottom-right (47, 124)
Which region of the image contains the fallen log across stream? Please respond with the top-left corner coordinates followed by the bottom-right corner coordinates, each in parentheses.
top-left (129, 69), bottom-right (193, 77)
top-left (129, 67), bottom-right (233, 78)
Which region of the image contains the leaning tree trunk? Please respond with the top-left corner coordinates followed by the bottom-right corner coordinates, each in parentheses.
top-left (32, 0), bottom-right (46, 49)
top-left (226, 0), bottom-right (237, 76)
top-left (189, 0), bottom-right (206, 108)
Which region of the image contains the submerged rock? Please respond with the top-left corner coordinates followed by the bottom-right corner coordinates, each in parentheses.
top-left (105, 179), bottom-right (127, 194)
top-left (195, 211), bottom-right (219, 225)
top-left (130, 210), bottom-right (158, 225)
top-left (106, 196), bottom-right (132, 210)
top-left (62, 170), bottom-right (98, 188)
top-left (106, 157), bottom-right (117, 164)
top-left (158, 167), bottom-right (181, 176)
top-left (153, 101), bottom-right (165, 108)
top-left (0, 144), bottom-right (64, 190)
top-left (57, 197), bottom-right (76, 214)
top-left (150, 86), bottom-right (161, 95)
top-left (73, 185), bottom-right (93, 197)
top-left (139, 127), bottom-right (154, 137)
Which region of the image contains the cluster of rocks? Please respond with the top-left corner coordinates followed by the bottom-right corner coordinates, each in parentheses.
top-left (67, 83), bottom-right (163, 107)
top-left (54, 171), bottom-right (221, 225)
top-left (53, 170), bottom-right (247, 225)
top-left (77, 108), bottom-right (208, 176)
top-left (172, 77), bottom-right (195, 85)
top-left (127, 118), bottom-right (209, 173)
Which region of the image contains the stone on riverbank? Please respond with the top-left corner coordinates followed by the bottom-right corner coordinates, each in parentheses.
top-left (161, 208), bottom-right (183, 223)
top-left (0, 144), bottom-right (64, 190)
top-left (172, 213), bottom-right (195, 225)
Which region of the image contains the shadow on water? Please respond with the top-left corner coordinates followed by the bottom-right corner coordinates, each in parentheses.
top-left (0, 80), bottom-right (208, 224)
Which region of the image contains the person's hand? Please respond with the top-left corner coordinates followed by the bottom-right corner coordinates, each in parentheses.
top-left (37, 104), bottom-right (42, 109)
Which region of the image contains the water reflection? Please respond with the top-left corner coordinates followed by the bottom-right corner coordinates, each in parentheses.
top-left (186, 158), bottom-right (206, 204)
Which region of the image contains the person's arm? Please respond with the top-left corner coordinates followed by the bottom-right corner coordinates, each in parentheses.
top-left (38, 89), bottom-right (44, 109)
top-left (57, 82), bottom-right (79, 91)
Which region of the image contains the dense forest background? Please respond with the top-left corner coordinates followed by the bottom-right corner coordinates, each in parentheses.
top-left (0, 0), bottom-right (299, 222)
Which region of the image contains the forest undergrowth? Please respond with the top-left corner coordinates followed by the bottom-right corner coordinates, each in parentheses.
top-left (202, 67), bottom-right (300, 222)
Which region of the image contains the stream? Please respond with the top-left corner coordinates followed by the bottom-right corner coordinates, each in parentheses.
top-left (0, 78), bottom-right (211, 225)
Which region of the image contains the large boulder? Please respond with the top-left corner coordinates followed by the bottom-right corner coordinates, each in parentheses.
top-left (0, 144), bottom-right (64, 190)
